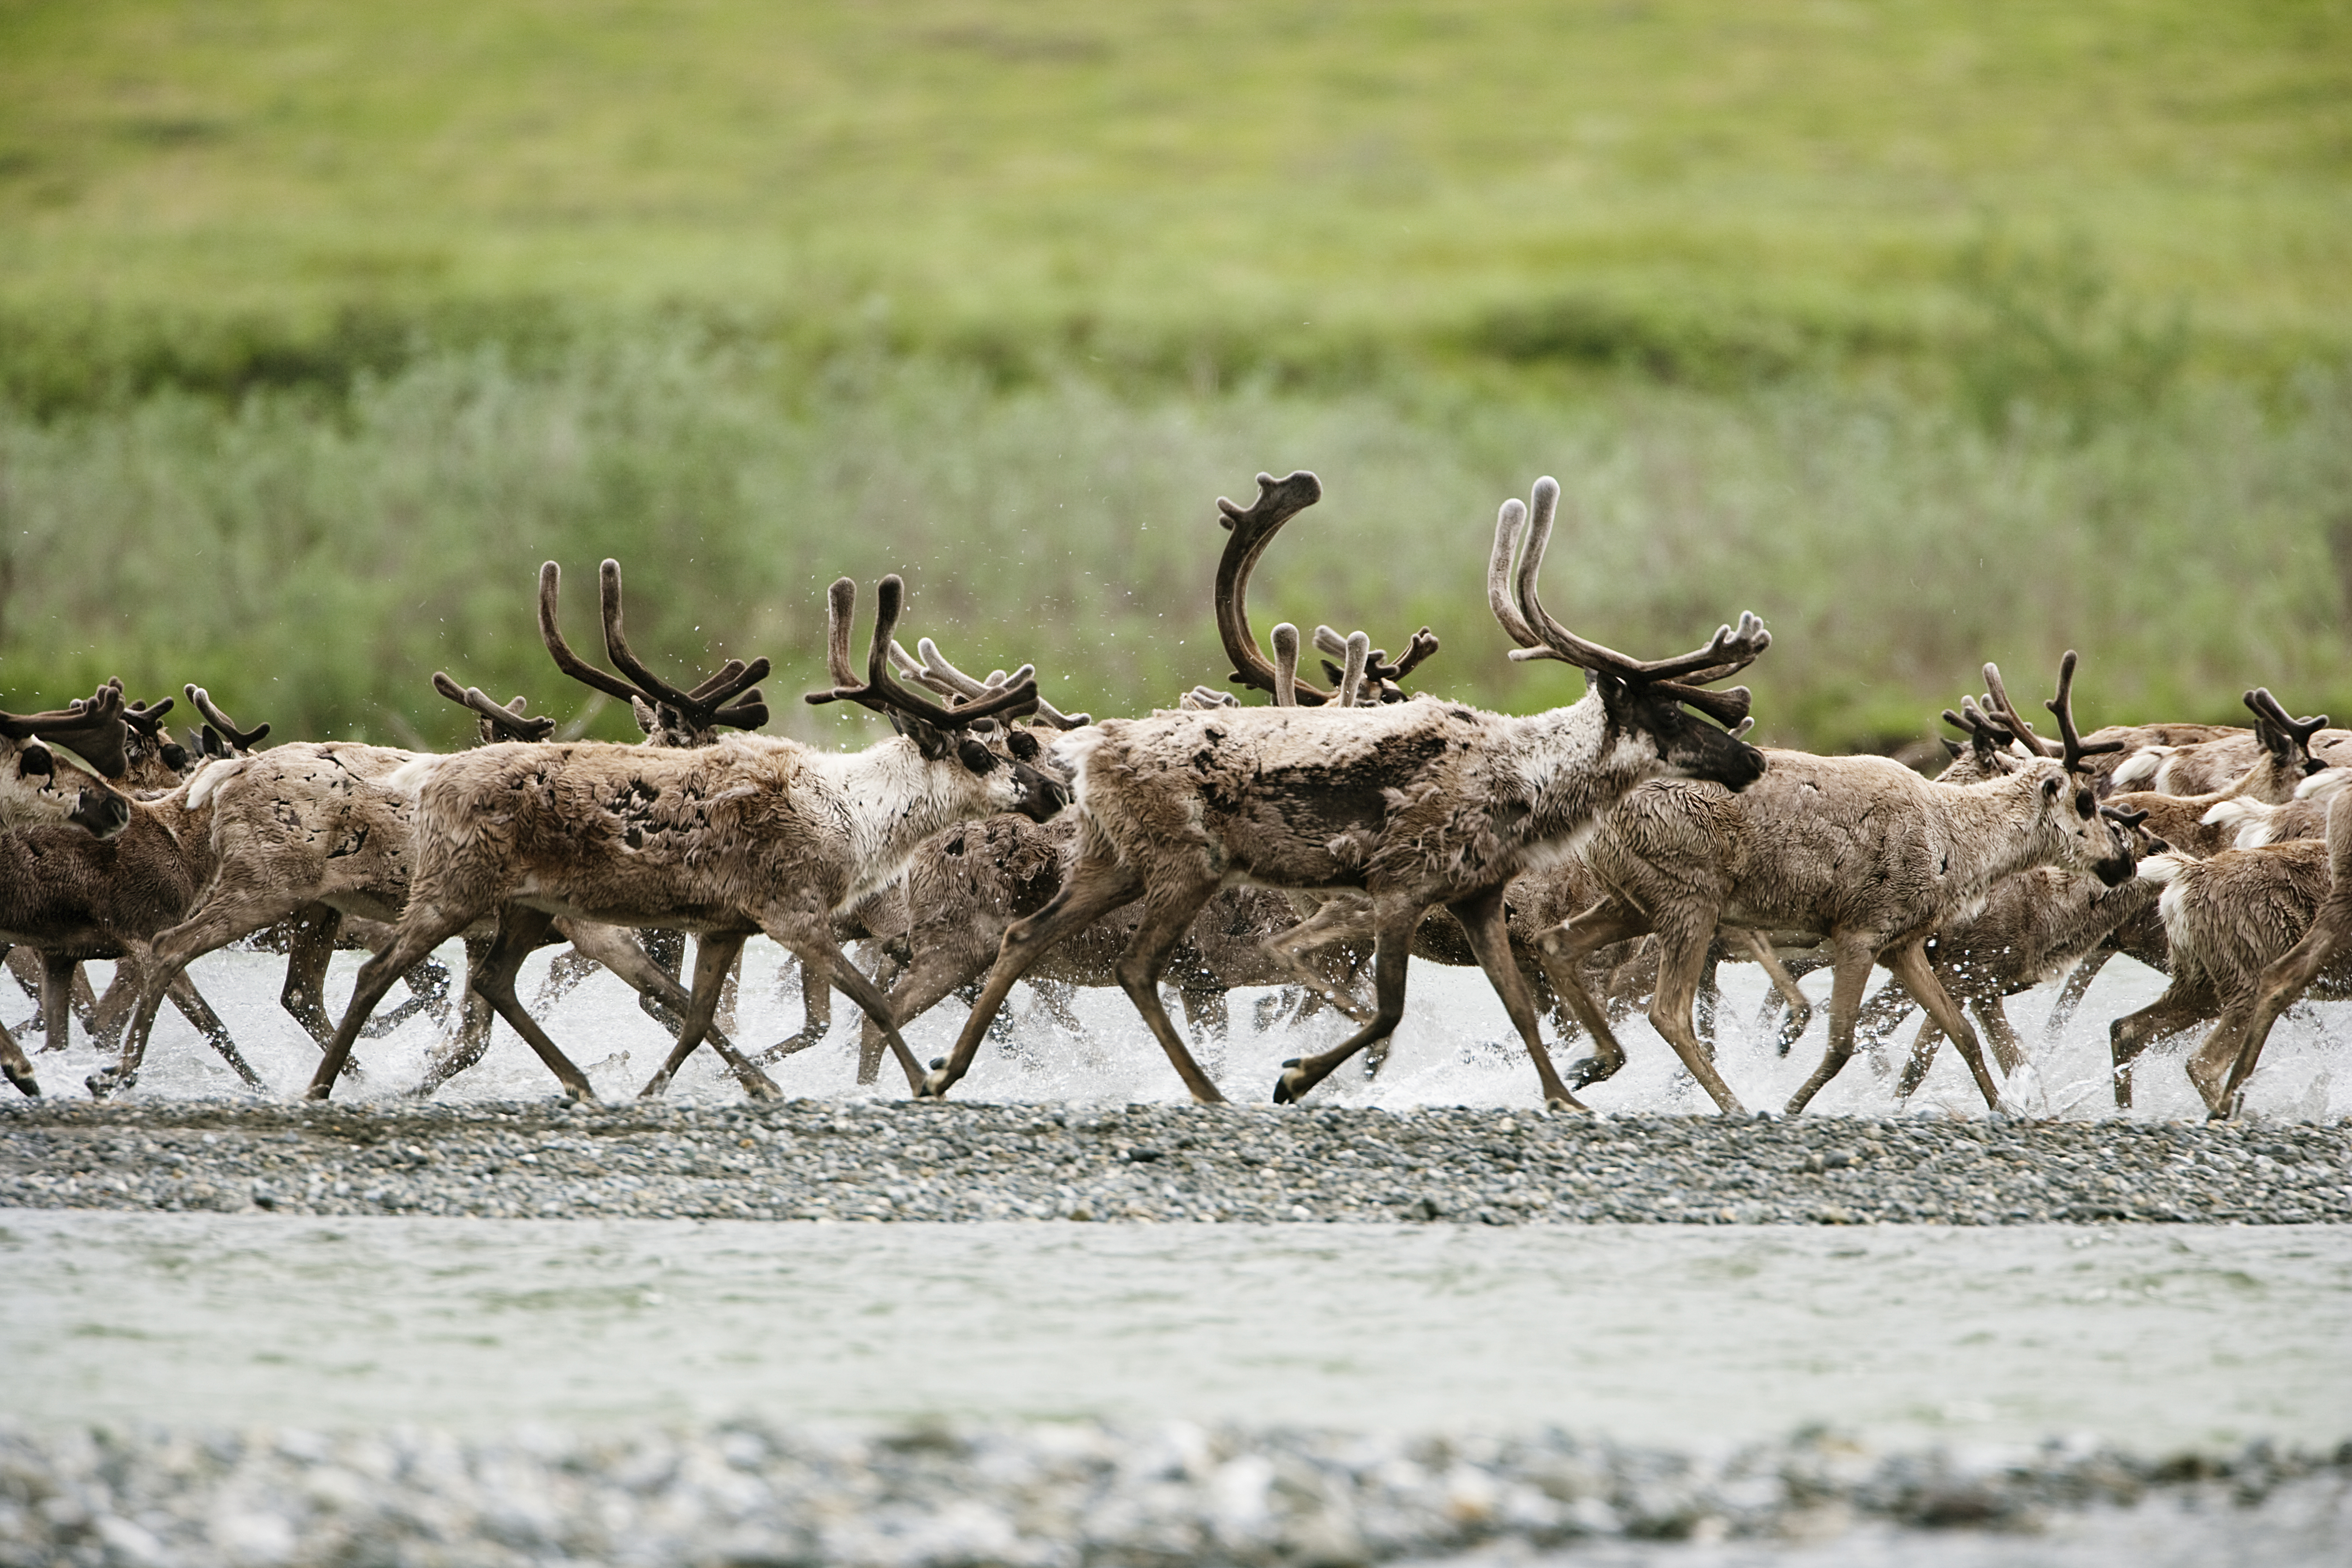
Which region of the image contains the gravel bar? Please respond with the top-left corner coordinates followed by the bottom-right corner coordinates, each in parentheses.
top-left (4, 1099), bottom-right (2347, 1225)
top-left (5, 1417), bottom-right (2347, 1567)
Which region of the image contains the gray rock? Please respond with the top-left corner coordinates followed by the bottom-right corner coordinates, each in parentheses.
top-left (3, 1100), bottom-right (2346, 1226)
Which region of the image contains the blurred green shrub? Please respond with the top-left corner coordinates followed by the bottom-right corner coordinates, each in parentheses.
top-left (0, 334), bottom-right (2345, 755)
top-left (1950, 231), bottom-right (2191, 441)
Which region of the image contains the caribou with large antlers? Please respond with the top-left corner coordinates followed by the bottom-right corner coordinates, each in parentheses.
top-left (297, 573), bottom-right (1066, 1101)
top-left (912, 472), bottom-right (1770, 1109)
top-left (100, 563), bottom-right (790, 1099)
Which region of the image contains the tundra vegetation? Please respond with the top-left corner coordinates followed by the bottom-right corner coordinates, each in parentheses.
top-left (0, 0), bottom-right (2346, 755)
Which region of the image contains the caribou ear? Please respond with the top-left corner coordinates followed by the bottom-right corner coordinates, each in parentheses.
top-left (1940, 737), bottom-right (1962, 760)
top-left (956, 736), bottom-right (998, 774)
top-left (1007, 728), bottom-right (1041, 761)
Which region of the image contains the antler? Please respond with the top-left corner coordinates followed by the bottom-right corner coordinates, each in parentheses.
top-left (805, 576), bottom-right (1040, 730)
top-left (1976, 662), bottom-right (2056, 758)
top-left (539, 561), bottom-right (770, 734)
top-left (1941, 698), bottom-right (2015, 760)
top-left (0, 681), bottom-right (131, 778)
top-left (898, 636), bottom-right (1090, 729)
top-left (1271, 623), bottom-right (1301, 708)
top-left (2245, 688), bottom-right (2327, 754)
top-left (1310, 624), bottom-right (1436, 704)
top-left (117, 682), bottom-right (174, 736)
top-left (597, 560), bottom-right (769, 730)
top-left (432, 672), bottom-right (557, 742)
top-left (183, 686), bottom-right (270, 754)
top-left (2041, 650), bottom-right (2125, 775)
top-left (1505, 478), bottom-right (1770, 686)
top-left (1495, 477), bottom-right (1766, 727)
top-left (1212, 471), bottom-right (1334, 705)
top-left (1210, 470), bottom-right (1441, 707)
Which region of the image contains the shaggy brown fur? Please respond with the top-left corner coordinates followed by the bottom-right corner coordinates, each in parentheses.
top-left (1850, 832), bottom-right (2168, 1097)
top-left (916, 475), bottom-right (1769, 1110)
top-left (0, 778), bottom-right (262, 1097)
top-left (848, 811), bottom-right (1367, 1081)
top-left (303, 575), bottom-right (1066, 1103)
top-left (1543, 728), bottom-right (2136, 1115)
top-left (2103, 690), bottom-right (2350, 798)
top-left (2188, 792), bottom-right (2352, 1115)
top-left (2110, 796), bottom-right (2352, 1115)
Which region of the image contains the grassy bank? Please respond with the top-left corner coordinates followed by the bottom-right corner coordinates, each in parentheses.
top-left (2, 0), bottom-right (2347, 408)
top-left (3, 339), bottom-right (2346, 753)
top-left (2, 0), bottom-right (2346, 749)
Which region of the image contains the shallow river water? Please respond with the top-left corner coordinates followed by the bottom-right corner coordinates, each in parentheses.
top-left (10, 944), bottom-right (2352, 1563)
top-left (22, 938), bottom-right (2348, 1119)
top-left (8, 1214), bottom-right (2347, 1448)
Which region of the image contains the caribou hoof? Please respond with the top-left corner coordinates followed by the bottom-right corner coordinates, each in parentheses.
top-left (917, 1068), bottom-right (953, 1099)
top-left (82, 1067), bottom-right (124, 1100)
top-left (1272, 1059), bottom-right (1309, 1105)
top-left (1544, 1095), bottom-right (1586, 1115)
top-left (9, 1066), bottom-right (43, 1098)
top-left (1563, 1055), bottom-right (1617, 1090)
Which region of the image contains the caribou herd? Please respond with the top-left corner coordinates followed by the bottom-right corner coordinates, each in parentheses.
top-left (1, 472), bottom-right (2345, 1122)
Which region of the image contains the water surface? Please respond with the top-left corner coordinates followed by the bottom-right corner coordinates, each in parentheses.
top-left (6, 1214), bottom-right (2345, 1450)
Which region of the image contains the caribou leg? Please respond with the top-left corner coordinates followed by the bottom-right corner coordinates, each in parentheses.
top-left (1975, 995), bottom-right (2027, 1078)
top-left (1894, 1012), bottom-right (1945, 1097)
top-left (557, 923), bottom-right (777, 1099)
top-left (921, 863), bottom-right (1147, 1099)
top-left (1784, 932), bottom-right (1879, 1113)
top-left (164, 970), bottom-right (269, 1090)
top-left (531, 948), bottom-right (604, 1013)
top-left (106, 888), bottom-right (315, 1097)
top-left (412, 935), bottom-right (497, 1098)
top-left (0, 1018), bottom-right (38, 1095)
top-left (1449, 882), bottom-right (1586, 1111)
top-left (855, 944), bottom-right (985, 1086)
top-left (40, 953), bottom-right (76, 1055)
top-left (1261, 899), bottom-right (1379, 1024)
top-left (1531, 899), bottom-right (1651, 1089)
top-left (1104, 874), bottom-right (1229, 1104)
top-left (2042, 948), bottom-right (2115, 1042)
top-left (1883, 941), bottom-right (2004, 1111)
top-left (2107, 983), bottom-right (2217, 1110)
top-left (309, 904), bottom-right (485, 1099)
top-left (1733, 927), bottom-right (1813, 1053)
top-left (278, 904), bottom-right (345, 1044)
top-left (466, 906), bottom-right (599, 1102)
top-left (1639, 918), bottom-right (1747, 1113)
top-left (1273, 894), bottom-right (1421, 1103)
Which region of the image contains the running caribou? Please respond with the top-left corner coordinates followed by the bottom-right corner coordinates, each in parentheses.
top-left (298, 573), bottom-right (1068, 1102)
top-left (913, 472), bottom-right (1770, 1110)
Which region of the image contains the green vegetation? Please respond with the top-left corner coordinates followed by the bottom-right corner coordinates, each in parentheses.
top-left (0, 0), bottom-right (2347, 750)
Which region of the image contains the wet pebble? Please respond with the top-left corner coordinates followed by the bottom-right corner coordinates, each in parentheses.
top-left (1, 1415), bottom-right (2343, 1567)
top-left (3, 1100), bottom-right (2346, 1225)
